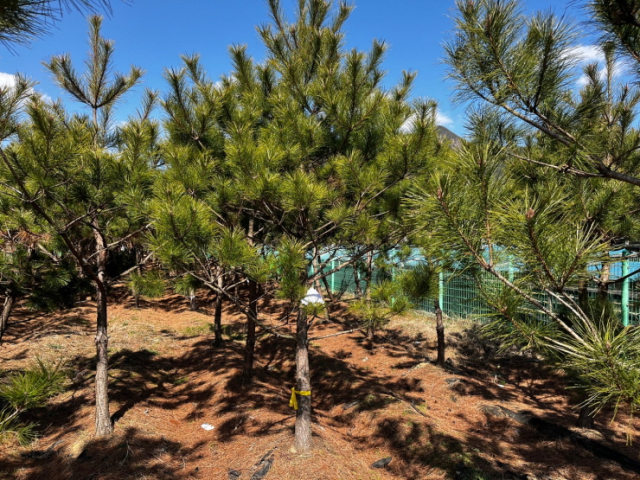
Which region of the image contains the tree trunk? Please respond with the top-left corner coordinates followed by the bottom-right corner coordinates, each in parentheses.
top-left (597, 263), bottom-right (610, 303)
top-left (577, 405), bottom-right (595, 429)
top-left (367, 325), bottom-right (374, 340)
top-left (365, 250), bottom-right (373, 301)
top-left (294, 308), bottom-right (313, 452)
top-left (354, 268), bottom-right (362, 298)
top-left (435, 299), bottom-right (445, 368)
top-left (213, 281), bottom-right (223, 348)
top-left (320, 274), bottom-right (335, 303)
top-left (283, 301), bottom-right (292, 325)
top-left (0, 290), bottom-right (16, 344)
top-left (578, 279), bottom-right (589, 312)
top-left (242, 279), bottom-right (258, 380)
top-left (94, 281), bottom-right (113, 435)
top-left (93, 222), bottom-right (113, 436)
top-left (134, 293), bottom-right (140, 309)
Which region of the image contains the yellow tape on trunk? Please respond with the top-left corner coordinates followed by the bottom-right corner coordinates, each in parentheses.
top-left (289, 387), bottom-right (311, 410)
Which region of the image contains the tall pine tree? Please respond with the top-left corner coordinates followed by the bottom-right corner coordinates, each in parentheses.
top-left (0, 16), bottom-right (157, 435)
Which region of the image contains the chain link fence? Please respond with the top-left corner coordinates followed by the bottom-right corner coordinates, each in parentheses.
top-left (317, 259), bottom-right (640, 326)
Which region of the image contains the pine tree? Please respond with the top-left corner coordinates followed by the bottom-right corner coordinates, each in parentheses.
top-left (0, 16), bottom-right (156, 436)
top-left (0, 0), bottom-right (112, 49)
top-left (223, 0), bottom-right (440, 451)
top-left (445, 0), bottom-right (640, 188)
top-left (408, 139), bottom-right (640, 431)
top-left (150, 53), bottom-right (269, 355)
top-left (433, 0), bottom-right (640, 429)
top-left (151, 0), bottom-right (441, 451)
top-left (0, 227), bottom-right (88, 343)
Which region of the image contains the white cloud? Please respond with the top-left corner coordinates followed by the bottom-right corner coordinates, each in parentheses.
top-left (576, 60), bottom-right (627, 87)
top-left (400, 109), bottom-right (454, 133)
top-left (566, 44), bottom-right (630, 87)
top-left (0, 72), bottom-right (17, 89)
top-left (568, 45), bottom-right (605, 64)
top-left (436, 111), bottom-right (453, 127)
top-left (400, 114), bottom-right (415, 133)
top-left (0, 71), bottom-right (53, 105)
top-left (576, 70), bottom-right (604, 87)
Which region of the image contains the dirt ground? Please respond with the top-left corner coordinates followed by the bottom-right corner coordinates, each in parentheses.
top-left (0, 288), bottom-right (638, 480)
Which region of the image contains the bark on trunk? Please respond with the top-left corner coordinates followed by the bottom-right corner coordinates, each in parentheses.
top-left (283, 301), bottom-right (292, 325)
top-left (213, 284), bottom-right (223, 348)
top-left (94, 282), bottom-right (113, 435)
top-left (577, 405), bottom-right (595, 429)
top-left (435, 299), bottom-right (445, 368)
top-left (578, 280), bottom-right (589, 312)
top-left (242, 279), bottom-right (258, 380)
top-left (0, 291), bottom-right (15, 344)
top-left (354, 268), bottom-right (362, 298)
top-left (93, 222), bottom-right (113, 436)
top-left (367, 325), bottom-right (374, 340)
top-left (597, 263), bottom-right (610, 303)
top-left (365, 251), bottom-right (373, 301)
top-left (294, 308), bottom-right (313, 452)
top-left (134, 293), bottom-right (140, 309)
top-left (320, 274), bottom-right (335, 316)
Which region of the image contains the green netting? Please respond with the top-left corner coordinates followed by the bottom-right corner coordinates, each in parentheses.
top-left (317, 263), bottom-right (639, 325)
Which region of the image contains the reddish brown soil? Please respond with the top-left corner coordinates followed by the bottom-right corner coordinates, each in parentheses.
top-left (0, 290), bottom-right (638, 480)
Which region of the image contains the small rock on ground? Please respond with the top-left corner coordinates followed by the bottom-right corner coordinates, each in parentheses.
top-left (371, 457), bottom-right (392, 468)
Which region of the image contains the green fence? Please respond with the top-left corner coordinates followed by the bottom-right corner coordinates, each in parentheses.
top-left (319, 261), bottom-right (640, 326)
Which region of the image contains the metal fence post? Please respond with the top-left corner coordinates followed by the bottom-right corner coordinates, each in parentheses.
top-left (622, 254), bottom-right (630, 327)
top-left (508, 257), bottom-right (514, 283)
top-left (390, 266), bottom-right (396, 306)
top-left (439, 270), bottom-right (444, 313)
top-left (331, 260), bottom-right (335, 293)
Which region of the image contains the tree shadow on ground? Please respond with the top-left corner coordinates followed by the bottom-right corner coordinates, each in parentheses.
top-left (3, 298), bottom-right (639, 480)
top-left (3, 427), bottom-right (206, 480)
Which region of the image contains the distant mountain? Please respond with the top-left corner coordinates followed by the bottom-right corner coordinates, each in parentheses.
top-left (437, 125), bottom-right (462, 146)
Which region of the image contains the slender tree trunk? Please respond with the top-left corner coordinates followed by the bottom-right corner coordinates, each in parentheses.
top-left (134, 250), bottom-right (141, 309)
top-left (213, 293), bottom-right (223, 346)
top-left (320, 274), bottom-right (335, 303)
top-left (294, 308), bottom-right (313, 452)
top-left (319, 275), bottom-right (333, 323)
top-left (577, 405), bottom-right (595, 429)
top-left (367, 325), bottom-right (374, 340)
top-left (578, 279), bottom-right (589, 313)
top-left (242, 219), bottom-right (258, 379)
top-left (575, 281), bottom-right (595, 428)
top-left (283, 301), bottom-right (292, 325)
top-left (233, 272), bottom-right (239, 302)
top-left (213, 274), bottom-right (223, 347)
top-left (597, 263), bottom-right (610, 303)
top-left (242, 279), bottom-right (258, 380)
top-left (312, 256), bottom-right (322, 292)
top-left (354, 268), bottom-right (362, 298)
top-left (0, 290), bottom-right (16, 344)
top-left (93, 223), bottom-right (113, 436)
top-left (365, 251), bottom-right (373, 301)
top-left (94, 281), bottom-right (112, 435)
top-left (435, 299), bottom-right (445, 368)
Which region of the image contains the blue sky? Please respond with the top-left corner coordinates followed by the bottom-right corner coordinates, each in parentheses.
top-left (0, 0), bottom-right (598, 135)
